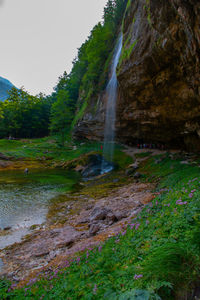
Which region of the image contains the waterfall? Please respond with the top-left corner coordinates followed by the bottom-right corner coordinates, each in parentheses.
top-left (101, 34), bottom-right (123, 174)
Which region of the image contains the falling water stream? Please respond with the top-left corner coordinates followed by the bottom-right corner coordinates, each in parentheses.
top-left (101, 34), bottom-right (123, 174)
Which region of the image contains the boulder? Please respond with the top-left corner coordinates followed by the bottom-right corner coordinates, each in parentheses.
top-left (90, 207), bottom-right (111, 222)
top-left (89, 223), bottom-right (101, 236)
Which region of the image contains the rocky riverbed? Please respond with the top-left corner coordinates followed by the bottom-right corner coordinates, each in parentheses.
top-left (0, 179), bottom-right (155, 283)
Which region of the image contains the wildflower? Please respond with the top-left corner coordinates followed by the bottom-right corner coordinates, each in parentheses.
top-left (98, 246), bottom-right (102, 252)
top-left (135, 223), bottom-right (140, 230)
top-left (146, 220), bottom-right (149, 225)
top-left (130, 223), bottom-right (135, 229)
top-left (93, 284), bottom-right (97, 294)
top-left (77, 257), bottom-right (80, 263)
top-left (189, 193), bottom-right (193, 198)
top-left (176, 199), bottom-right (182, 204)
top-left (134, 274), bottom-right (143, 280)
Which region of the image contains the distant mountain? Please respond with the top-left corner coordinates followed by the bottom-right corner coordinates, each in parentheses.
top-left (0, 76), bottom-right (15, 101)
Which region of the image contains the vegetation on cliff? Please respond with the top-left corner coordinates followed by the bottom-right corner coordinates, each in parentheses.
top-left (50, 0), bottom-right (127, 140)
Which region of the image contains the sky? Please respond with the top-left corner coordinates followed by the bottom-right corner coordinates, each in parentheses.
top-left (0, 0), bottom-right (108, 95)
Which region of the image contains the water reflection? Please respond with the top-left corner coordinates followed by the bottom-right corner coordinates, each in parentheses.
top-left (0, 169), bottom-right (80, 249)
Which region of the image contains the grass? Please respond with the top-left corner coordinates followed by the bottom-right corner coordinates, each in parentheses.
top-left (1, 153), bottom-right (200, 299)
top-left (0, 138), bottom-right (133, 171)
top-left (0, 138), bottom-right (101, 161)
top-left (135, 152), bottom-right (152, 158)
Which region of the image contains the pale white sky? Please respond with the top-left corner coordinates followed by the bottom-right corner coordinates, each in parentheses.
top-left (0, 0), bottom-right (107, 95)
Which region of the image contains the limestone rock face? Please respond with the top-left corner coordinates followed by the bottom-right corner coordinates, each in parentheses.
top-left (74, 0), bottom-right (200, 150)
top-left (116, 0), bottom-right (200, 150)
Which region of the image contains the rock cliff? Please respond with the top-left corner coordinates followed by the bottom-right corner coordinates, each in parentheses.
top-left (0, 76), bottom-right (14, 101)
top-left (74, 0), bottom-right (200, 151)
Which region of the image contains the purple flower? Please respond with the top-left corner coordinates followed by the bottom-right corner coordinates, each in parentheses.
top-left (135, 223), bottom-right (140, 230)
top-left (93, 284), bottom-right (97, 294)
top-left (130, 223), bottom-right (135, 229)
top-left (176, 199), bottom-right (182, 204)
top-left (98, 246), bottom-right (102, 252)
top-left (189, 193), bottom-right (193, 198)
top-left (77, 257), bottom-right (80, 263)
top-left (134, 274), bottom-right (143, 280)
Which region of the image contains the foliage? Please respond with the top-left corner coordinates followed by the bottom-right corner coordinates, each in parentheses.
top-left (2, 154), bottom-right (200, 299)
top-left (0, 87), bottom-right (52, 138)
top-left (50, 90), bottom-right (75, 146)
top-left (118, 39), bottom-right (138, 70)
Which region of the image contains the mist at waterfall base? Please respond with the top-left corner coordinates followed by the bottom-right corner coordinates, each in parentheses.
top-left (101, 34), bottom-right (123, 175)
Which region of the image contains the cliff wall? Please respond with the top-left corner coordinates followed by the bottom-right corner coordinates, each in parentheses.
top-left (74, 0), bottom-right (200, 151)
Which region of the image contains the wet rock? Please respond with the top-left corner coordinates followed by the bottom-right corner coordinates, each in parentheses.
top-left (0, 153), bottom-right (10, 160)
top-left (90, 207), bottom-right (112, 222)
top-left (55, 238), bottom-right (74, 249)
top-left (133, 172), bottom-right (142, 179)
top-left (85, 204), bottom-right (94, 210)
top-left (0, 161), bottom-right (12, 168)
top-left (77, 217), bottom-right (89, 224)
top-left (115, 211), bottom-right (129, 221)
top-left (129, 162), bottom-right (139, 170)
top-left (75, 165), bottom-right (85, 172)
top-left (89, 223), bottom-right (101, 236)
top-left (82, 154), bottom-right (115, 178)
top-left (105, 212), bottom-right (117, 225)
top-left (34, 250), bottom-right (50, 258)
top-left (3, 227), bottom-right (11, 231)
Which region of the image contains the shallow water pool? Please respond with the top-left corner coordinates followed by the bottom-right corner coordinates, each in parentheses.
top-left (0, 168), bottom-right (80, 249)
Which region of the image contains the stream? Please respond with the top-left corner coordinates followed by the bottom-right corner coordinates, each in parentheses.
top-left (0, 168), bottom-right (80, 250)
